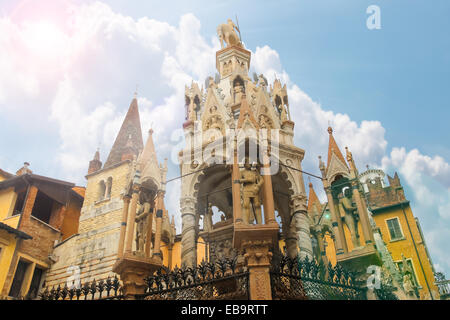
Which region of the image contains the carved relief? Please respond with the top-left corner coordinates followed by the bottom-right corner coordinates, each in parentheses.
top-left (258, 114), bottom-right (274, 129)
top-left (210, 239), bottom-right (236, 262)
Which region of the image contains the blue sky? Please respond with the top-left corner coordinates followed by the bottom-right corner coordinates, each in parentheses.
top-left (0, 0), bottom-right (449, 279)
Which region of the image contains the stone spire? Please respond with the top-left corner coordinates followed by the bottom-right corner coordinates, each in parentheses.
top-left (307, 182), bottom-right (321, 213)
top-left (326, 126), bottom-right (348, 170)
top-left (88, 148), bottom-right (102, 174)
top-left (104, 95), bottom-right (144, 169)
top-left (137, 129), bottom-right (163, 190)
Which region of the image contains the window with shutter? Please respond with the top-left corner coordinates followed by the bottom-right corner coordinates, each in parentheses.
top-left (387, 217), bottom-right (403, 240)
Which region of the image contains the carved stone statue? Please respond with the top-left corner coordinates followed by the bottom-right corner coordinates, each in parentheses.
top-left (400, 254), bottom-right (417, 298)
top-left (240, 158), bottom-right (264, 224)
top-left (338, 189), bottom-right (360, 247)
top-left (135, 206), bottom-right (148, 254)
top-left (217, 19), bottom-right (242, 49)
top-left (135, 191), bottom-right (153, 254)
top-left (204, 203), bottom-right (213, 232)
top-left (402, 273), bottom-right (415, 298)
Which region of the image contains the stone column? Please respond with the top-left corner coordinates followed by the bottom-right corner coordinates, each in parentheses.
top-left (325, 188), bottom-right (346, 255)
top-left (168, 243), bottom-right (173, 269)
top-left (144, 203), bottom-right (153, 258)
top-left (261, 139), bottom-right (276, 225)
top-left (243, 240), bottom-right (273, 300)
top-left (125, 185), bottom-right (139, 253)
top-left (291, 194), bottom-right (313, 261)
top-left (118, 195), bottom-right (131, 258)
top-left (180, 196), bottom-right (197, 267)
top-left (231, 142), bottom-right (243, 224)
top-left (154, 209), bottom-right (163, 256)
top-left (351, 184), bottom-right (374, 244)
top-left (315, 227), bottom-right (328, 266)
top-left (358, 189), bottom-right (375, 244)
top-left (285, 216), bottom-right (299, 259)
top-left (261, 167), bottom-right (276, 225)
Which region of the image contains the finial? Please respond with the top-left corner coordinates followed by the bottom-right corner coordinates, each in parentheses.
top-left (327, 126), bottom-right (333, 134)
top-left (94, 148), bottom-right (100, 161)
top-left (149, 122), bottom-right (154, 135)
top-left (366, 164), bottom-right (369, 170)
top-left (308, 176), bottom-right (312, 188)
top-left (134, 84), bottom-right (138, 99)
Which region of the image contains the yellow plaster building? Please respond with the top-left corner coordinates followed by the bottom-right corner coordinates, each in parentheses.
top-left (0, 165), bottom-right (84, 299)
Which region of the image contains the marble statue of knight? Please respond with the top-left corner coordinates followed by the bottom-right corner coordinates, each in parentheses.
top-left (240, 158), bottom-right (264, 224)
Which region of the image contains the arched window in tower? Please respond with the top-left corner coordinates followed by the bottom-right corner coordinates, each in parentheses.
top-left (193, 95), bottom-right (201, 120)
top-left (282, 95), bottom-right (290, 120)
top-left (98, 180), bottom-right (106, 201)
top-left (274, 95), bottom-right (282, 115)
top-left (233, 76), bottom-right (245, 105)
top-left (185, 96), bottom-right (191, 120)
top-left (106, 177), bottom-right (113, 199)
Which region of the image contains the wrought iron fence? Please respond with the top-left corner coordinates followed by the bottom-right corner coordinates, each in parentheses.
top-left (270, 254), bottom-right (367, 300)
top-left (40, 276), bottom-right (124, 300)
top-left (137, 257), bottom-right (249, 300)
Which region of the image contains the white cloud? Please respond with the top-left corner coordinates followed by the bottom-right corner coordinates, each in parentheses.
top-left (1, 1), bottom-right (449, 276)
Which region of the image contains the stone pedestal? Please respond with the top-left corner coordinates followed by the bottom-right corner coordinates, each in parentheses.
top-left (337, 244), bottom-right (382, 300)
top-left (336, 244), bottom-right (381, 274)
top-left (242, 240), bottom-right (274, 300)
top-left (233, 223), bottom-right (279, 250)
top-left (112, 253), bottom-right (163, 300)
top-left (233, 223), bottom-right (278, 300)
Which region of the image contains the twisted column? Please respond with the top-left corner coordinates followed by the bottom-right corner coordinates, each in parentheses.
top-left (291, 194), bottom-right (313, 261)
top-left (180, 196), bottom-right (197, 267)
top-left (285, 222), bottom-right (299, 259)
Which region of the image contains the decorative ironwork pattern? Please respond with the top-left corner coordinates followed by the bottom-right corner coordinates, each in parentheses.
top-left (270, 254), bottom-right (367, 300)
top-left (40, 276), bottom-right (124, 300)
top-left (138, 257), bottom-right (249, 300)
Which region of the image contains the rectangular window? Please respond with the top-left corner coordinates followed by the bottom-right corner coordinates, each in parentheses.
top-left (27, 267), bottom-right (44, 299)
top-left (9, 260), bottom-right (30, 298)
top-left (386, 217), bottom-right (403, 240)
